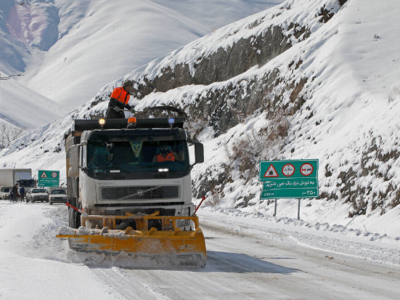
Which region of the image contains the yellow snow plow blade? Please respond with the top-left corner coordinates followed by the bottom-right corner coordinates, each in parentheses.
top-left (57, 215), bottom-right (206, 266)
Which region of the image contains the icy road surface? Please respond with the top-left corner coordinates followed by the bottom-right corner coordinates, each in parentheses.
top-left (0, 201), bottom-right (399, 300)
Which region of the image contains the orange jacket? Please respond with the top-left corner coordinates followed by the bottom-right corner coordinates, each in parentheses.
top-left (157, 152), bottom-right (175, 162)
top-left (111, 87), bottom-right (130, 105)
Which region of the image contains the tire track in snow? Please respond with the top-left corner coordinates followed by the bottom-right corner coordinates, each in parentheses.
top-left (91, 267), bottom-right (172, 300)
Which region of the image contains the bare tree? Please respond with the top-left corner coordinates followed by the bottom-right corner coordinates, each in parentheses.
top-left (0, 122), bottom-right (25, 149)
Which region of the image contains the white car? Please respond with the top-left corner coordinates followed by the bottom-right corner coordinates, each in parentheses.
top-left (26, 188), bottom-right (49, 203)
top-left (0, 187), bottom-right (11, 200)
top-left (49, 189), bottom-right (67, 205)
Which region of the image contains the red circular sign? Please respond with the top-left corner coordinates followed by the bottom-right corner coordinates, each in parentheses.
top-left (300, 163), bottom-right (314, 176)
top-left (51, 172), bottom-right (58, 178)
top-left (282, 164), bottom-right (295, 177)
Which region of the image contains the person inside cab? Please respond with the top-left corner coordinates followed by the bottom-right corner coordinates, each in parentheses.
top-left (153, 142), bottom-right (184, 163)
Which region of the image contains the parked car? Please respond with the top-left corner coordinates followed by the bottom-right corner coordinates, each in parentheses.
top-left (49, 189), bottom-right (67, 205)
top-left (0, 186), bottom-right (11, 200)
top-left (26, 188), bottom-right (49, 203)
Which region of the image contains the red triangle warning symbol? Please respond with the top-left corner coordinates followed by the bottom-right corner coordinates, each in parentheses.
top-left (40, 172), bottom-right (47, 178)
top-left (263, 165), bottom-right (279, 178)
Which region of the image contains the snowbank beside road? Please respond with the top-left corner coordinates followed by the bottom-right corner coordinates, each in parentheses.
top-left (0, 201), bottom-right (119, 300)
top-left (198, 207), bottom-right (400, 267)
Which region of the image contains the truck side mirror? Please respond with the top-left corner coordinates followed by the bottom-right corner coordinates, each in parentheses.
top-left (194, 142), bottom-right (204, 164)
top-left (68, 145), bottom-right (80, 177)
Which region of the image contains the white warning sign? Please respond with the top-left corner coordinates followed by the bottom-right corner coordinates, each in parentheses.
top-left (282, 164), bottom-right (295, 177)
top-left (300, 163), bottom-right (314, 176)
top-left (40, 172), bottom-right (47, 178)
top-left (263, 165), bottom-right (279, 178)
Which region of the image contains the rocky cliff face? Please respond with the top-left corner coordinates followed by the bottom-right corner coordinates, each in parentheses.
top-left (129, 24), bottom-right (309, 99)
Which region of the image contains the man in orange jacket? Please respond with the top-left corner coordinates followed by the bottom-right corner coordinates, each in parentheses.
top-left (152, 142), bottom-right (184, 163)
top-left (105, 80), bottom-right (135, 119)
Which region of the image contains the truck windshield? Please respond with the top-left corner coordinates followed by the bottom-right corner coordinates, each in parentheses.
top-left (87, 140), bottom-right (189, 173)
top-left (19, 180), bottom-right (36, 187)
top-left (32, 189), bottom-right (46, 193)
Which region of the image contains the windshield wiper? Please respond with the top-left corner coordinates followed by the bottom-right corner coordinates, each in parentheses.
top-left (91, 166), bottom-right (129, 172)
top-left (136, 165), bottom-right (157, 169)
top-left (91, 166), bottom-right (118, 170)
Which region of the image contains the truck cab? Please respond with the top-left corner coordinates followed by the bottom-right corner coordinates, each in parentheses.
top-left (65, 117), bottom-right (204, 231)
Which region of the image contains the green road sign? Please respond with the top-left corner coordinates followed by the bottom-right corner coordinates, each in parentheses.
top-left (259, 160), bottom-right (319, 199)
top-left (263, 178), bottom-right (318, 189)
top-left (261, 188), bottom-right (318, 199)
top-left (38, 170), bottom-right (60, 187)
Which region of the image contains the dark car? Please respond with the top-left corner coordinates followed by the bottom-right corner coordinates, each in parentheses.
top-left (49, 189), bottom-right (67, 205)
top-left (26, 188), bottom-right (49, 203)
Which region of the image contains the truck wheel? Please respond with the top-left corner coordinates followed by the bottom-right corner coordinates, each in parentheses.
top-left (69, 207), bottom-right (76, 228)
top-left (76, 212), bottom-right (81, 228)
top-left (69, 207), bottom-right (81, 229)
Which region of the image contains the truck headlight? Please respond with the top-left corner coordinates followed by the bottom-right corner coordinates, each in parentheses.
top-left (179, 207), bottom-right (191, 227)
top-left (182, 207), bottom-right (190, 216)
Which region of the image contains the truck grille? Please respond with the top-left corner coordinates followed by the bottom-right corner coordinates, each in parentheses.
top-left (101, 186), bottom-right (179, 200)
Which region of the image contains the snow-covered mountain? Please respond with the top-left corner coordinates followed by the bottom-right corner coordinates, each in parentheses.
top-left (1, 0), bottom-right (400, 235)
top-left (0, 0), bottom-right (284, 110)
top-left (0, 74), bottom-right (67, 128)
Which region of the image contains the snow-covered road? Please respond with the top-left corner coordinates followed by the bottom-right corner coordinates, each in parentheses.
top-left (0, 201), bottom-right (399, 299)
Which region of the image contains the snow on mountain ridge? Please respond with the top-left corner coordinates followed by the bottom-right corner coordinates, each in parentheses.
top-left (8, 0), bottom-right (59, 51)
top-left (0, 0), bottom-right (283, 128)
top-left (0, 74), bottom-right (68, 129)
top-left (91, 0), bottom-right (341, 109)
top-left (0, 0), bottom-right (59, 73)
top-left (129, 0), bottom-right (342, 81)
top-left (0, 0), bottom-right (285, 109)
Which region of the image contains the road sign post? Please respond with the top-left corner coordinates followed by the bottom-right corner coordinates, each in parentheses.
top-left (38, 170), bottom-right (60, 187)
top-left (298, 199), bottom-right (301, 220)
top-left (259, 160), bottom-right (319, 219)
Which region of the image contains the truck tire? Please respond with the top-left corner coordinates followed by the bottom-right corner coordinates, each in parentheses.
top-left (69, 206), bottom-right (81, 229)
top-left (68, 207), bottom-right (76, 228)
top-left (76, 203), bottom-right (81, 228)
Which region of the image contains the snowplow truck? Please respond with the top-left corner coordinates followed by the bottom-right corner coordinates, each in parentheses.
top-left (57, 117), bottom-right (207, 266)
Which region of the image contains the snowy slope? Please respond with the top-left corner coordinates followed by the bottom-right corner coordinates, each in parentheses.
top-left (0, 0), bottom-right (284, 109)
top-left (0, 75), bottom-right (67, 128)
top-left (1, 0), bottom-right (400, 237)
